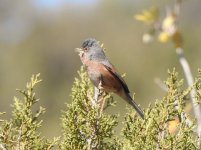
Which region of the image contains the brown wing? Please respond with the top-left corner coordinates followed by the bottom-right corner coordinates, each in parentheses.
top-left (103, 64), bottom-right (130, 94)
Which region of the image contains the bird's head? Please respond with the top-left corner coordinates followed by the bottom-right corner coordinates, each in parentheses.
top-left (75, 38), bottom-right (106, 62)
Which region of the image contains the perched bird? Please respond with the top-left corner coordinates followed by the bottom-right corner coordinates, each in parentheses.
top-left (76, 38), bottom-right (144, 119)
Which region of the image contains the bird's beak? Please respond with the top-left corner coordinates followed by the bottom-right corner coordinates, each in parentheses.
top-left (75, 48), bottom-right (84, 57)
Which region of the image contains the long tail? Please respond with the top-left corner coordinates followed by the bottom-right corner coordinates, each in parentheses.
top-left (125, 94), bottom-right (144, 119)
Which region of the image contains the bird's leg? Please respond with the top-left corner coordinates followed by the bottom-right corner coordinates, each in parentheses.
top-left (98, 79), bottom-right (108, 113)
top-left (93, 79), bottom-right (104, 102)
top-left (94, 82), bottom-right (103, 102)
top-left (94, 87), bottom-right (100, 104)
top-left (97, 76), bottom-right (104, 99)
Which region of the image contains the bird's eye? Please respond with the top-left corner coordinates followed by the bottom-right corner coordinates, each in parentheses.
top-left (83, 47), bottom-right (88, 51)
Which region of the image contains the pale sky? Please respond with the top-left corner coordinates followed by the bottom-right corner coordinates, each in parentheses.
top-left (31, 0), bottom-right (97, 8)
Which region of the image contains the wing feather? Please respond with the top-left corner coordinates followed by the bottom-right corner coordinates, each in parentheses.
top-left (103, 64), bottom-right (130, 94)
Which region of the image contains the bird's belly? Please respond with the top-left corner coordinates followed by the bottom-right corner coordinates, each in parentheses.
top-left (87, 70), bottom-right (101, 88)
top-left (86, 62), bottom-right (122, 93)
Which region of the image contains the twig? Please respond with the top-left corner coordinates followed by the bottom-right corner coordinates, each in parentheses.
top-left (174, 0), bottom-right (182, 16)
top-left (0, 144), bottom-right (6, 150)
top-left (171, 0), bottom-right (201, 137)
top-left (87, 138), bottom-right (92, 150)
top-left (94, 87), bottom-right (100, 106)
top-left (17, 126), bottom-right (22, 150)
top-left (176, 47), bottom-right (201, 136)
top-left (86, 87), bottom-right (102, 149)
top-left (154, 77), bottom-right (168, 92)
top-left (100, 97), bottom-right (106, 113)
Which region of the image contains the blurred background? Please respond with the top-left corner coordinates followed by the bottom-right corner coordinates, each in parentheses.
top-left (0, 0), bottom-right (201, 138)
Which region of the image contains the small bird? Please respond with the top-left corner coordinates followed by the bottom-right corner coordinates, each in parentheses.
top-left (76, 38), bottom-right (144, 119)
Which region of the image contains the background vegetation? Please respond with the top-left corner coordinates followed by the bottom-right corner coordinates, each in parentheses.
top-left (0, 0), bottom-right (201, 142)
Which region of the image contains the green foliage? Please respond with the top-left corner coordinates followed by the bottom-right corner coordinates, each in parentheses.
top-left (0, 74), bottom-right (58, 150)
top-left (195, 69), bottom-right (201, 104)
top-left (121, 69), bottom-right (200, 149)
top-left (60, 67), bottom-right (118, 149)
top-left (0, 68), bottom-right (200, 149)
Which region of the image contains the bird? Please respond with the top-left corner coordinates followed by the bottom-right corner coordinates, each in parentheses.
top-left (76, 38), bottom-right (144, 119)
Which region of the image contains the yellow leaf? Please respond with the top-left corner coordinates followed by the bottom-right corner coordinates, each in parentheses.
top-left (135, 7), bottom-right (159, 24)
top-left (162, 14), bottom-right (176, 30)
top-left (135, 14), bottom-right (149, 22)
top-left (172, 31), bottom-right (183, 48)
top-left (158, 32), bottom-right (169, 43)
top-left (168, 118), bottom-right (179, 134)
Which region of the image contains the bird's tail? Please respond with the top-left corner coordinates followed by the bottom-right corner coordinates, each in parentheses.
top-left (124, 93), bottom-right (144, 119)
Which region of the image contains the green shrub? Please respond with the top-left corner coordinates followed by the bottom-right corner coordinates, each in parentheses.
top-left (0, 68), bottom-right (200, 149)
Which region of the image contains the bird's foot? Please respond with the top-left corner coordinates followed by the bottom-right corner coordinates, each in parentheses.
top-left (98, 80), bottom-right (104, 90)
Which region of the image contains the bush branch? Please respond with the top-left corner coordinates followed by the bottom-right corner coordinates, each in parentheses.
top-left (176, 47), bottom-right (201, 136)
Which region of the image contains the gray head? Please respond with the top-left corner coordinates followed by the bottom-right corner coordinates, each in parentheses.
top-left (79, 38), bottom-right (106, 62)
